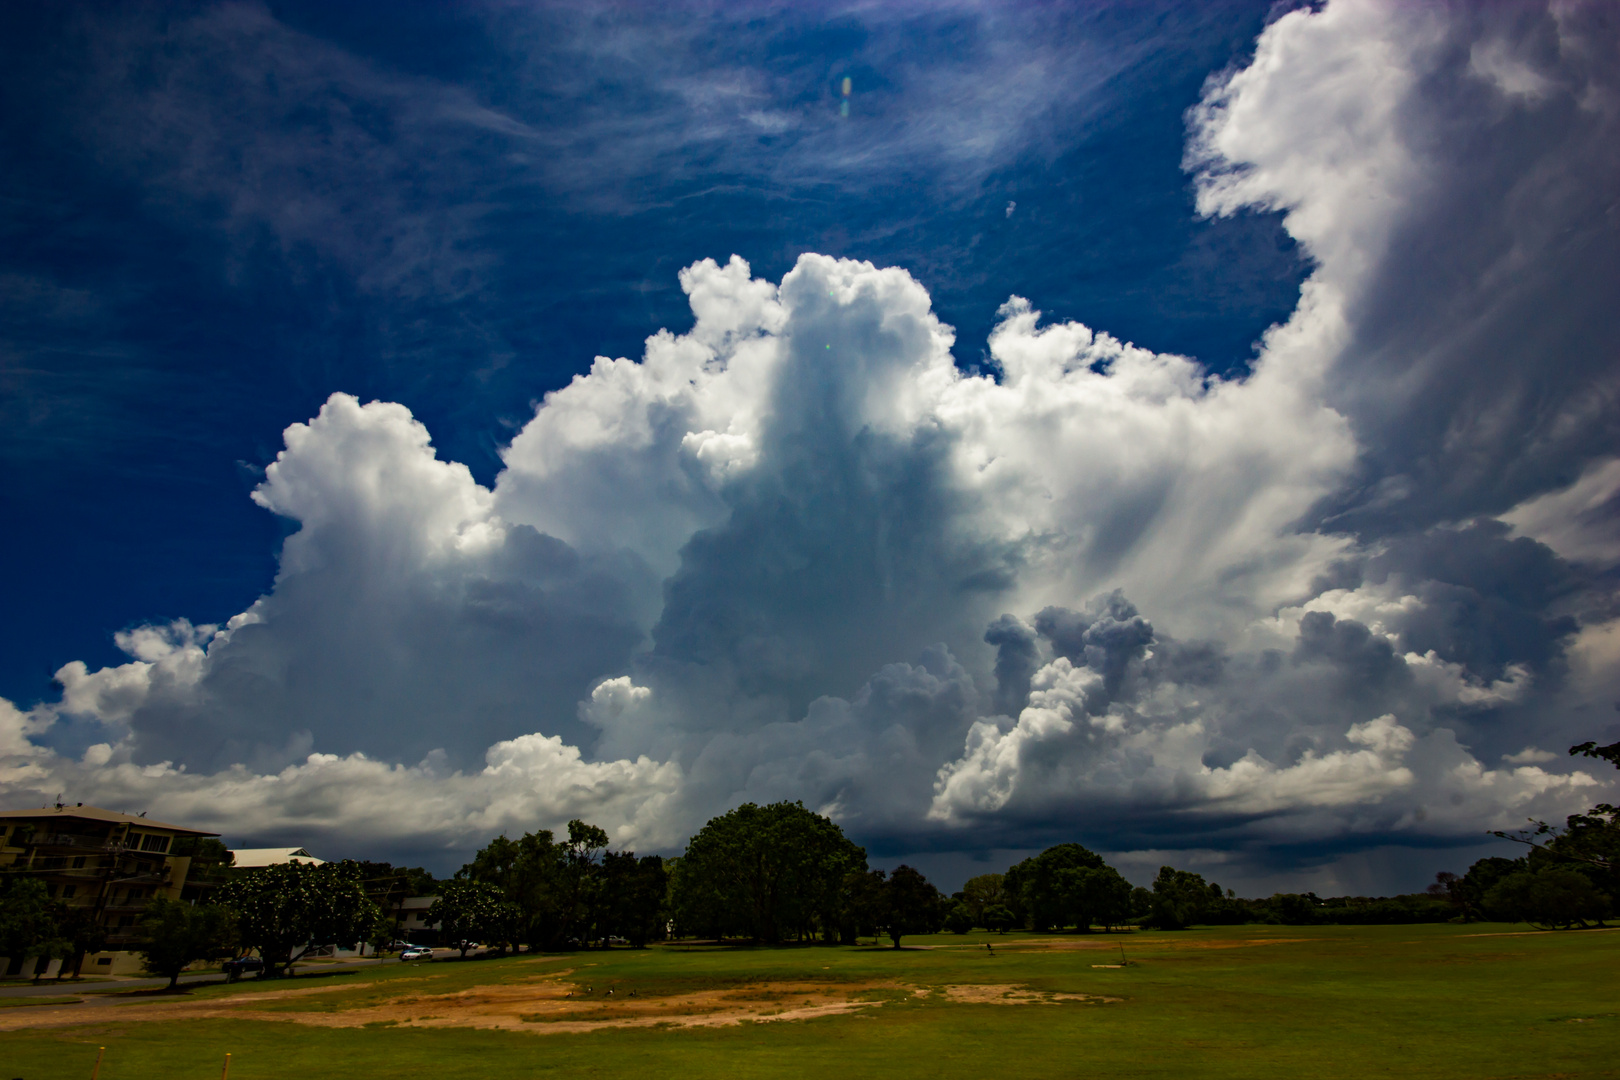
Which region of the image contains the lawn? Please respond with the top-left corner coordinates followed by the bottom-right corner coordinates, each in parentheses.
top-left (5, 923), bottom-right (1616, 1080)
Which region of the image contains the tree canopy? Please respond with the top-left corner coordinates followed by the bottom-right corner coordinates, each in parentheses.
top-left (671, 801), bottom-right (867, 943)
top-left (214, 860), bottom-right (382, 974)
top-left (136, 898), bottom-right (236, 988)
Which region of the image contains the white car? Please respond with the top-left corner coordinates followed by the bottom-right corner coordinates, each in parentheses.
top-left (398, 946), bottom-right (433, 961)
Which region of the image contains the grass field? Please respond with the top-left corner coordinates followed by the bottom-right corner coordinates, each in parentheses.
top-left (3, 923), bottom-right (1616, 1080)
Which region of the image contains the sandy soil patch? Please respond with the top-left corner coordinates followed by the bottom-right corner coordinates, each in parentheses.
top-left (1008, 937), bottom-right (1308, 951)
top-left (0, 973), bottom-right (902, 1035)
top-left (0, 971), bottom-right (1123, 1035)
top-left (935, 984), bottom-right (1117, 1005)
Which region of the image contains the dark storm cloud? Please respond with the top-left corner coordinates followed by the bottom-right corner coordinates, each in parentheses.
top-left (984, 615), bottom-right (1039, 718)
top-left (1202, 1), bottom-right (1620, 536)
top-left (1365, 522), bottom-right (1583, 682)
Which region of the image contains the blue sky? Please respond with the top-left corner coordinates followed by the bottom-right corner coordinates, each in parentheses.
top-left (2, 0), bottom-right (1616, 893)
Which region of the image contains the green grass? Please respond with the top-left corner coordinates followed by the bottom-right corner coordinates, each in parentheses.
top-left (7, 924), bottom-right (1618, 1079)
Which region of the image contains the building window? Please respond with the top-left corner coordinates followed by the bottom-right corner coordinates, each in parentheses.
top-left (118, 916), bottom-right (135, 928)
top-left (138, 833), bottom-right (171, 853)
top-left (72, 856), bottom-right (86, 869)
top-left (96, 957), bottom-right (112, 966)
top-left (61, 884), bottom-right (76, 899)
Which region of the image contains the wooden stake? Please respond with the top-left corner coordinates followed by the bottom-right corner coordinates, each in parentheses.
top-left (90, 1047), bottom-right (105, 1080)
top-left (221, 1052), bottom-right (231, 1079)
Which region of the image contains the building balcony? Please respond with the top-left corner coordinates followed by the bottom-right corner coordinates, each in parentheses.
top-left (32, 833), bottom-right (109, 849)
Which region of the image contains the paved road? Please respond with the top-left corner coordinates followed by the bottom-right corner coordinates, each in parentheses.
top-left (0, 970), bottom-right (228, 997)
top-left (0, 958), bottom-right (406, 999)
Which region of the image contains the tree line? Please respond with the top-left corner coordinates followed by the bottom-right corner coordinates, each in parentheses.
top-left (4, 737), bottom-right (1612, 984)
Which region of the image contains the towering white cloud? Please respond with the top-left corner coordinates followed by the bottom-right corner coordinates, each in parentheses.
top-left (3, 0), bottom-right (1615, 886)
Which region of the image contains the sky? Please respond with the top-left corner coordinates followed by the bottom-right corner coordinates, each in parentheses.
top-left (2, 0), bottom-right (1617, 896)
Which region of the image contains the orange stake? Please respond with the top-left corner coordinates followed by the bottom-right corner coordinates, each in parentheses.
top-left (222, 1052), bottom-right (232, 1079)
top-left (90, 1047), bottom-right (105, 1080)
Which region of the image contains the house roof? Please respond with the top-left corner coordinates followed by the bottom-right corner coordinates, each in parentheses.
top-left (230, 847), bottom-right (326, 868)
top-left (0, 804), bottom-right (217, 836)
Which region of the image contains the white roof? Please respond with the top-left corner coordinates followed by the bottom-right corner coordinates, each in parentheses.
top-left (230, 846), bottom-right (326, 867)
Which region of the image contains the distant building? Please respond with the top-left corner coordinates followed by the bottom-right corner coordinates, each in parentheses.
top-left (392, 895), bottom-right (442, 944)
top-left (0, 803), bottom-right (221, 977)
top-left (229, 846), bottom-right (326, 868)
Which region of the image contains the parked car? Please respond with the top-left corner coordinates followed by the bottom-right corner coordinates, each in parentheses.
top-left (398, 946), bottom-right (433, 961)
top-left (222, 955), bottom-right (266, 981)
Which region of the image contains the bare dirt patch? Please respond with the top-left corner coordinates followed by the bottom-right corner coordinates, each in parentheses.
top-left (1010, 937), bottom-right (1308, 952)
top-left (936, 984), bottom-right (1117, 1005)
top-left (0, 970), bottom-right (1122, 1035)
top-left (0, 973), bottom-right (906, 1035)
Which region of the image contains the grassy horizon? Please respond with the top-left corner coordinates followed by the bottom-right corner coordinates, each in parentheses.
top-left (6, 923), bottom-right (1617, 1079)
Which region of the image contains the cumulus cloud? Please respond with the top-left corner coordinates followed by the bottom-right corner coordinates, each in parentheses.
top-left (3, 0), bottom-right (1616, 885)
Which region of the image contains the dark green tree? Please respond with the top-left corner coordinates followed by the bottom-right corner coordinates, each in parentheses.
top-left (0, 878), bottom-right (64, 979)
top-left (1005, 844), bottom-right (1105, 930)
top-left (214, 860), bottom-right (383, 976)
top-left (672, 802), bottom-right (866, 943)
top-left (426, 879), bottom-right (516, 956)
top-left (1263, 893), bottom-right (1320, 926)
top-left (598, 853), bottom-right (667, 947)
top-left (136, 898), bottom-right (236, 989)
top-left (981, 903), bottom-right (1016, 933)
top-left (1484, 868), bottom-right (1608, 929)
top-left (943, 902), bottom-right (975, 934)
top-left (462, 830), bottom-right (564, 950)
top-left (1145, 867), bottom-right (1222, 930)
top-left (837, 868), bottom-right (889, 944)
top-left (558, 820), bottom-right (610, 946)
top-left (1056, 865), bottom-right (1135, 931)
top-left (1494, 740), bottom-right (1620, 900)
top-left (1442, 857), bottom-right (1522, 921)
top-left (882, 865), bottom-right (944, 948)
top-left (59, 907), bottom-right (109, 979)
top-left (959, 873), bottom-right (1006, 926)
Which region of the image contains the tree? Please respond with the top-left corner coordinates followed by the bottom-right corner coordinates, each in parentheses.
top-left (427, 879), bottom-right (515, 956)
top-left (1437, 857), bottom-right (1522, 921)
top-left (356, 861), bottom-right (437, 915)
top-left (1263, 893), bottom-right (1319, 926)
top-left (558, 820), bottom-right (610, 946)
top-left (981, 904), bottom-right (1016, 933)
top-left (1005, 844), bottom-right (1105, 930)
top-left (214, 860), bottom-right (382, 976)
top-left (58, 907), bottom-right (108, 980)
top-left (943, 902), bottom-right (975, 934)
top-left (136, 898), bottom-right (236, 989)
top-left (598, 853), bottom-right (667, 947)
top-left (672, 802), bottom-right (867, 943)
top-left (960, 874), bottom-right (1006, 926)
top-left (882, 865), bottom-right (943, 948)
top-left (0, 878), bottom-right (62, 979)
top-left (462, 829), bottom-right (566, 950)
top-left (1494, 740), bottom-right (1620, 892)
top-left (837, 868), bottom-right (889, 944)
top-left (1484, 868), bottom-right (1608, 929)
top-left (1056, 865), bottom-right (1135, 932)
top-left (1144, 867), bottom-right (1221, 930)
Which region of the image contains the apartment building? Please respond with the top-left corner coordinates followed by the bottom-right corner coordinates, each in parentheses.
top-left (0, 802), bottom-right (220, 976)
